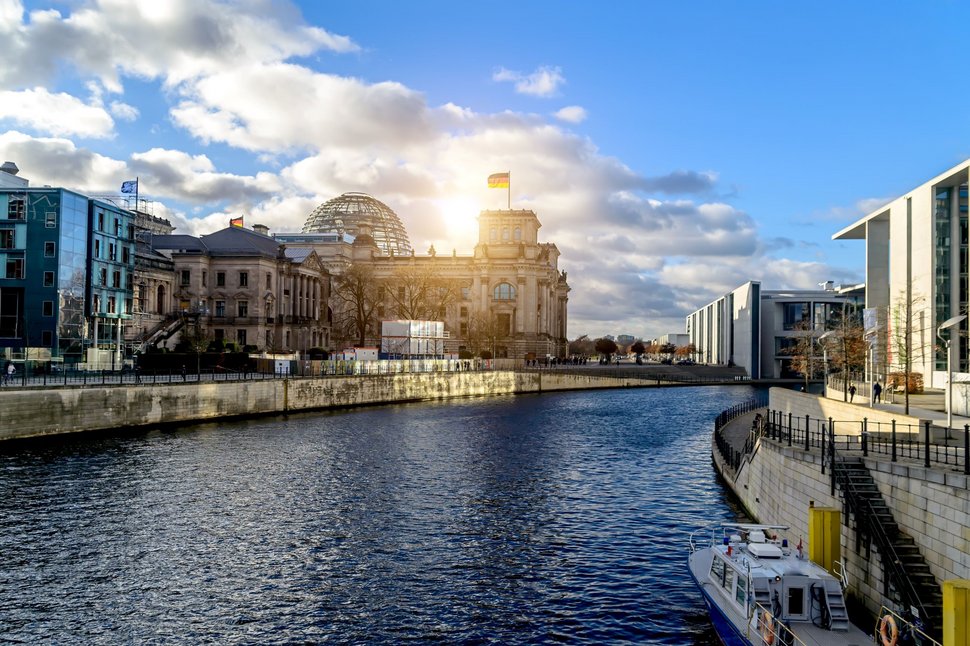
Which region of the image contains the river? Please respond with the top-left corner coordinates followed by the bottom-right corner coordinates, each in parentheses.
top-left (0, 385), bottom-right (759, 644)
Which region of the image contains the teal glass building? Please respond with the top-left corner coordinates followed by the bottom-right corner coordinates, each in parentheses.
top-left (0, 187), bottom-right (134, 367)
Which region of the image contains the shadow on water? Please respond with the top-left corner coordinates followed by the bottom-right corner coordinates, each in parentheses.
top-left (0, 385), bottom-right (762, 644)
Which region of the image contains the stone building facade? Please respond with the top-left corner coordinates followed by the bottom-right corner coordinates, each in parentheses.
top-left (150, 225), bottom-right (331, 354)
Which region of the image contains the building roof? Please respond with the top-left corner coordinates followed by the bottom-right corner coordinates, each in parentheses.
top-left (151, 234), bottom-right (207, 253)
top-left (201, 226), bottom-right (280, 257)
top-left (832, 157), bottom-right (970, 240)
top-left (283, 246), bottom-right (313, 263)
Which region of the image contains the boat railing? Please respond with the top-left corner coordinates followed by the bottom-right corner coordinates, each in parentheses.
top-left (832, 559), bottom-right (848, 590)
top-left (751, 602), bottom-right (807, 646)
top-left (874, 606), bottom-right (940, 646)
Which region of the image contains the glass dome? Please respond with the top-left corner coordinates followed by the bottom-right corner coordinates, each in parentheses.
top-left (302, 192), bottom-right (412, 256)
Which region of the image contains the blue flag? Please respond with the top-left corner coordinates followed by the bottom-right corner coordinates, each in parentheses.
top-left (121, 180), bottom-right (138, 194)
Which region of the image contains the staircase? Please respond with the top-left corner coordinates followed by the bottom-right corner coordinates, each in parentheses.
top-left (833, 457), bottom-right (942, 637)
top-left (820, 578), bottom-right (849, 631)
top-left (137, 316), bottom-right (186, 351)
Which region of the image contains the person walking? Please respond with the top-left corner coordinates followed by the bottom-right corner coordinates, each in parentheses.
top-left (873, 381), bottom-right (882, 403)
top-left (849, 384), bottom-right (856, 403)
top-left (5, 361), bottom-right (14, 385)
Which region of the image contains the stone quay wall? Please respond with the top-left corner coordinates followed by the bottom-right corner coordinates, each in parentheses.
top-left (713, 388), bottom-right (970, 620)
top-left (0, 370), bottom-right (649, 441)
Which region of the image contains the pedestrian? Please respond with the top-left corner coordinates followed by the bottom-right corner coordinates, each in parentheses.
top-left (5, 361), bottom-right (14, 385)
top-left (849, 385), bottom-right (856, 403)
top-left (181, 364), bottom-right (187, 382)
top-left (873, 381), bottom-right (882, 403)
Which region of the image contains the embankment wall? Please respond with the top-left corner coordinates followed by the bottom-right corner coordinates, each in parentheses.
top-left (0, 370), bottom-right (647, 441)
top-left (714, 390), bottom-right (970, 620)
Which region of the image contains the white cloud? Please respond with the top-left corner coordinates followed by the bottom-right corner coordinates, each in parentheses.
top-left (109, 100), bottom-right (139, 121)
top-left (492, 65), bottom-right (565, 97)
top-left (0, 88), bottom-right (114, 137)
top-left (553, 105), bottom-right (587, 124)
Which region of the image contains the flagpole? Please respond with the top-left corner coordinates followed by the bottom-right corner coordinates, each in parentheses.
top-left (507, 170), bottom-right (511, 210)
top-left (135, 176), bottom-right (139, 214)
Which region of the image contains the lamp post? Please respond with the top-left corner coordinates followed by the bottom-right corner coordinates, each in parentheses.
top-left (937, 314), bottom-right (966, 429)
top-left (819, 330), bottom-right (835, 397)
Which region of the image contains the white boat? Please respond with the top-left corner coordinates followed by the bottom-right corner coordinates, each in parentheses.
top-left (688, 523), bottom-right (885, 645)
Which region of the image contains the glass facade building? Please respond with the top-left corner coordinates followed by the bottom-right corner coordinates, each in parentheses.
top-left (0, 188), bottom-right (134, 366)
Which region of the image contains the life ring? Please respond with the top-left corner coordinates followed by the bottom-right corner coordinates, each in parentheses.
top-left (759, 610), bottom-right (776, 645)
top-left (879, 614), bottom-right (898, 646)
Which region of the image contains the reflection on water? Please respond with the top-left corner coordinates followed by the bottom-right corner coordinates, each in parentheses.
top-left (0, 386), bottom-right (757, 644)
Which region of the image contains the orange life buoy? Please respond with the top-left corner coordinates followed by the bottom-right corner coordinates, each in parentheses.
top-left (759, 610), bottom-right (776, 645)
top-left (879, 614), bottom-right (898, 646)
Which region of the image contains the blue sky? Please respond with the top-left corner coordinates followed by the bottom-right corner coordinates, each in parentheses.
top-left (3, 0), bottom-right (970, 339)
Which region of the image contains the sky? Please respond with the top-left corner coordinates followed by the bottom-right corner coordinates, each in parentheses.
top-left (3, 0), bottom-right (970, 341)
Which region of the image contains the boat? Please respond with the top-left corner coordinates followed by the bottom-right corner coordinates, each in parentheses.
top-left (687, 523), bottom-right (935, 645)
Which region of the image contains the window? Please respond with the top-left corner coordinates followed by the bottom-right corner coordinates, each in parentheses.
top-left (180, 270), bottom-right (190, 286)
top-left (783, 302), bottom-right (809, 330)
top-left (787, 587), bottom-right (805, 618)
top-left (114, 218), bottom-right (121, 236)
top-left (43, 271), bottom-right (54, 287)
top-left (0, 230), bottom-right (13, 249)
top-left (493, 283), bottom-right (516, 301)
top-left (93, 239), bottom-right (101, 258)
top-left (214, 328), bottom-right (225, 341)
top-left (461, 287), bottom-right (470, 300)
top-left (125, 298), bottom-right (132, 315)
top-left (93, 294), bottom-right (101, 313)
top-left (127, 224), bottom-right (134, 240)
top-left (215, 300), bottom-right (225, 317)
top-left (237, 329), bottom-right (247, 346)
top-left (42, 301), bottom-right (53, 317)
top-left (42, 330), bottom-right (52, 346)
top-left (122, 247), bottom-right (130, 264)
top-left (97, 212), bottom-right (104, 231)
top-left (460, 306), bottom-right (468, 318)
top-left (5, 258), bottom-right (23, 279)
top-left (99, 268), bottom-right (107, 285)
top-left (112, 271), bottom-right (121, 288)
top-left (502, 227), bottom-right (510, 241)
top-left (44, 241), bottom-right (55, 257)
top-left (237, 300), bottom-right (248, 317)
top-left (107, 296), bottom-right (116, 314)
top-left (735, 573), bottom-right (747, 606)
top-left (239, 272), bottom-right (248, 287)
top-left (216, 271), bottom-right (225, 287)
top-left (126, 274), bottom-right (133, 290)
top-left (710, 557), bottom-right (725, 586)
top-left (497, 312), bottom-right (512, 335)
top-left (460, 322), bottom-right (468, 336)
top-left (202, 271), bottom-right (207, 287)
top-left (108, 243), bottom-right (116, 261)
top-left (7, 196), bottom-right (25, 220)
top-left (266, 272), bottom-right (272, 288)
top-left (45, 212), bottom-right (56, 228)
top-left (514, 227), bottom-right (522, 241)
top-left (489, 227), bottom-right (497, 242)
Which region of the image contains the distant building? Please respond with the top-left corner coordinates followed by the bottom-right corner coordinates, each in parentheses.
top-left (0, 163), bottom-right (135, 367)
top-left (686, 281), bottom-right (862, 379)
top-left (654, 333), bottom-right (689, 347)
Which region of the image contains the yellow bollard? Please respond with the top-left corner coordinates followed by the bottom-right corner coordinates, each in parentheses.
top-left (808, 507), bottom-right (840, 575)
top-left (943, 580), bottom-right (970, 646)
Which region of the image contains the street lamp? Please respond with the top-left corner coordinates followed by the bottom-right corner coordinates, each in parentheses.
top-left (937, 314), bottom-right (966, 429)
top-left (819, 330), bottom-right (835, 397)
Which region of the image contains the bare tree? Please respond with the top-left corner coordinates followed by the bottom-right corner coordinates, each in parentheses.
top-left (819, 306), bottom-right (866, 402)
top-left (889, 287), bottom-right (931, 415)
top-left (332, 264), bottom-right (383, 347)
top-left (466, 313), bottom-right (503, 358)
top-left (569, 334), bottom-right (595, 357)
top-left (785, 322), bottom-right (820, 391)
top-left (384, 265), bottom-right (461, 321)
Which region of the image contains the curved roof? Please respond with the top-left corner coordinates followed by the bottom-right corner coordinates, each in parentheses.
top-left (303, 192), bottom-right (412, 256)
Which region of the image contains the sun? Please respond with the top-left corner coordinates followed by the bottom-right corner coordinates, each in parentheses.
top-left (434, 196), bottom-right (480, 250)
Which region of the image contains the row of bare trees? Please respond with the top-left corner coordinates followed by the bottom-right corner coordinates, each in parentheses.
top-left (330, 263), bottom-right (503, 357)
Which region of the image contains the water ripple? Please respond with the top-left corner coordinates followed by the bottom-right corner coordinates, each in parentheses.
top-left (0, 385), bottom-right (758, 644)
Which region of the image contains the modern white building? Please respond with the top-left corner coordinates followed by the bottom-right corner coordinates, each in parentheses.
top-left (686, 281), bottom-right (862, 379)
top-left (833, 158), bottom-right (970, 400)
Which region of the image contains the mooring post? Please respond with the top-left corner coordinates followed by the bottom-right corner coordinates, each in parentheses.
top-left (805, 414), bottom-right (810, 451)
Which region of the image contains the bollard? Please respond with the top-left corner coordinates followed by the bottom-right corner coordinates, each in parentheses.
top-left (925, 420), bottom-right (931, 468)
top-left (805, 414), bottom-right (810, 451)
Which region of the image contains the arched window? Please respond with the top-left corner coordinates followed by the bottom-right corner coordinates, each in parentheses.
top-left (489, 227), bottom-right (497, 242)
top-left (493, 283), bottom-right (516, 301)
top-left (502, 227), bottom-right (510, 241)
top-left (514, 227), bottom-right (522, 241)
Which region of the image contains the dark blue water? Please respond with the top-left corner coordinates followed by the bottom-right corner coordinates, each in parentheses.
top-left (0, 386), bottom-right (757, 644)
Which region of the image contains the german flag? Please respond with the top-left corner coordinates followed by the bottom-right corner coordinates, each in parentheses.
top-left (230, 216), bottom-right (244, 228)
top-left (488, 172), bottom-right (510, 189)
